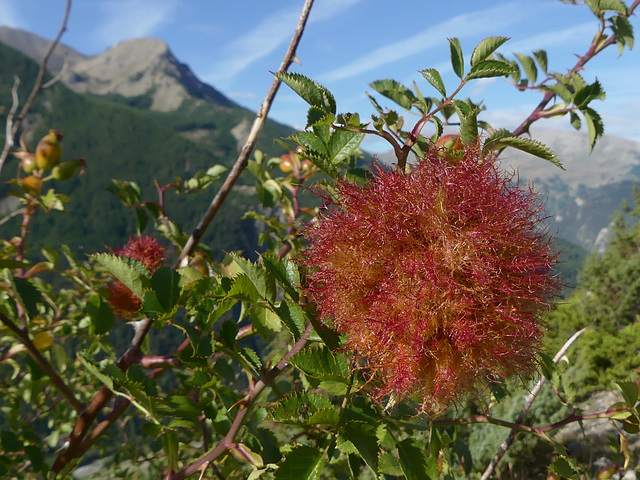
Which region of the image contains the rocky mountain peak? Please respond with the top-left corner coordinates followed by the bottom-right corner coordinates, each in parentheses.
top-left (0, 26), bottom-right (233, 112)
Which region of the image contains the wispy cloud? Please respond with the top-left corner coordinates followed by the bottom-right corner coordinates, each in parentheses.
top-left (204, 0), bottom-right (363, 89)
top-left (96, 0), bottom-right (179, 45)
top-left (318, 2), bottom-right (543, 83)
top-left (0, 0), bottom-right (25, 28)
top-left (505, 22), bottom-right (595, 53)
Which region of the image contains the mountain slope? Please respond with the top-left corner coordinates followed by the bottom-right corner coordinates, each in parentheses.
top-left (0, 38), bottom-right (293, 258)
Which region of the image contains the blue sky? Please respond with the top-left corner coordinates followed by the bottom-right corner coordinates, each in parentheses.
top-left (1, 0), bottom-right (639, 151)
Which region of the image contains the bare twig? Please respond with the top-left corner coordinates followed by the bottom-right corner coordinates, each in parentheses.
top-left (175, 0), bottom-right (316, 267)
top-left (0, 0), bottom-right (72, 175)
top-left (480, 326), bottom-right (589, 480)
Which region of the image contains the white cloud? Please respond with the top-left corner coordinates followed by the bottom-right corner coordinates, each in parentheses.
top-left (318, 2), bottom-right (540, 82)
top-left (0, 0), bottom-right (25, 28)
top-left (96, 0), bottom-right (179, 45)
top-left (204, 0), bottom-right (364, 89)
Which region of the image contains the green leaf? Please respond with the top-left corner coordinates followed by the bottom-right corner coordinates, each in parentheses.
top-left (342, 421), bottom-right (380, 474)
top-left (230, 254), bottom-right (276, 303)
top-left (275, 300), bottom-right (306, 341)
top-left (466, 59), bottom-right (518, 81)
top-left (269, 392), bottom-right (337, 425)
top-left (420, 68), bottom-right (446, 97)
top-left (87, 294), bottom-right (115, 335)
top-left (107, 179), bottom-right (141, 205)
top-left (449, 37), bottom-right (464, 79)
top-left (581, 106), bottom-right (604, 150)
top-left (141, 290), bottom-right (165, 317)
top-left (290, 346), bottom-right (350, 381)
top-left (456, 106), bottom-right (479, 145)
top-left (276, 72), bottom-right (336, 114)
top-left (12, 276), bottom-right (43, 318)
top-left (515, 53), bottom-right (537, 84)
top-left (470, 36), bottom-right (509, 66)
top-left (588, 0), bottom-right (628, 14)
top-left (369, 79), bottom-right (418, 110)
top-left (550, 456), bottom-right (578, 477)
top-left (616, 381), bottom-right (639, 407)
top-left (397, 438), bottom-right (438, 480)
top-left (573, 80), bottom-right (606, 108)
top-left (0, 259), bottom-right (30, 269)
top-left (306, 106), bottom-right (335, 127)
top-left (274, 445), bottom-right (324, 480)
top-left (262, 252), bottom-right (300, 302)
top-left (533, 49), bottom-right (548, 74)
top-left (239, 347), bottom-right (262, 372)
top-left (570, 111), bottom-right (582, 130)
top-left (250, 304), bottom-right (282, 339)
top-left (220, 320), bottom-right (238, 350)
top-left (611, 16), bottom-right (634, 56)
top-left (151, 267), bottom-right (181, 312)
top-left (163, 429), bottom-right (179, 473)
top-left (93, 253), bottom-right (152, 299)
top-left (287, 131), bottom-right (328, 156)
top-left (487, 135), bottom-right (563, 169)
top-left (327, 129), bottom-right (365, 165)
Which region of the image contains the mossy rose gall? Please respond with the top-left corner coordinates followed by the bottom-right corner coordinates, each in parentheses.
top-left (107, 235), bottom-right (166, 319)
top-left (301, 146), bottom-right (559, 413)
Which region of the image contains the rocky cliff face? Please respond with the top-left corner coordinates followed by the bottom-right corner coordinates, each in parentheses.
top-left (0, 26), bottom-right (233, 112)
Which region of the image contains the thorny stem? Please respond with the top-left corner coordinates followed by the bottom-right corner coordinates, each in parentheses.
top-left (0, 0), bottom-right (72, 175)
top-left (508, 0), bottom-right (639, 141)
top-left (175, 0), bottom-right (316, 267)
top-left (53, 318), bottom-right (153, 472)
top-left (168, 323), bottom-right (313, 480)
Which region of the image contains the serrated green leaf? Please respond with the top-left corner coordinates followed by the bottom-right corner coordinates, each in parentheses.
top-left (546, 83), bottom-right (574, 103)
top-left (107, 179), bottom-right (141, 205)
top-left (611, 16), bottom-right (634, 55)
top-left (369, 79), bottom-right (417, 110)
top-left (93, 253), bottom-right (152, 299)
top-left (239, 347), bottom-right (262, 372)
top-left (287, 131), bottom-right (328, 155)
top-left (550, 456), bottom-right (578, 476)
top-left (514, 53), bottom-right (537, 84)
top-left (342, 421), bottom-right (380, 474)
top-left (269, 391), bottom-right (336, 425)
top-left (227, 274), bottom-right (259, 302)
top-left (327, 129), bottom-right (365, 165)
top-left (420, 68), bottom-right (446, 97)
top-left (274, 445), bottom-right (324, 480)
top-left (275, 300), bottom-right (306, 341)
top-left (590, 0), bottom-right (628, 14)
top-left (230, 254), bottom-right (276, 303)
top-left (306, 106), bottom-right (335, 128)
top-left (449, 37), bottom-right (464, 79)
top-left (532, 49), bottom-right (548, 73)
top-left (457, 106), bottom-right (479, 145)
top-left (262, 253), bottom-right (300, 301)
top-left (573, 80), bottom-right (606, 108)
top-left (581, 106), bottom-right (604, 151)
top-left (276, 72), bottom-right (336, 114)
top-left (470, 36), bottom-right (509, 66)
top-left (87, 294), bottom-right (115, 335)
top-left (141, 290), bottom-right (165, 317)
top-left (398, 438), bottom-right (438, 480)
top-left (290, 346), bottom-right (350, 381)
top-left (490, 136), bottom-right (563, 169)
